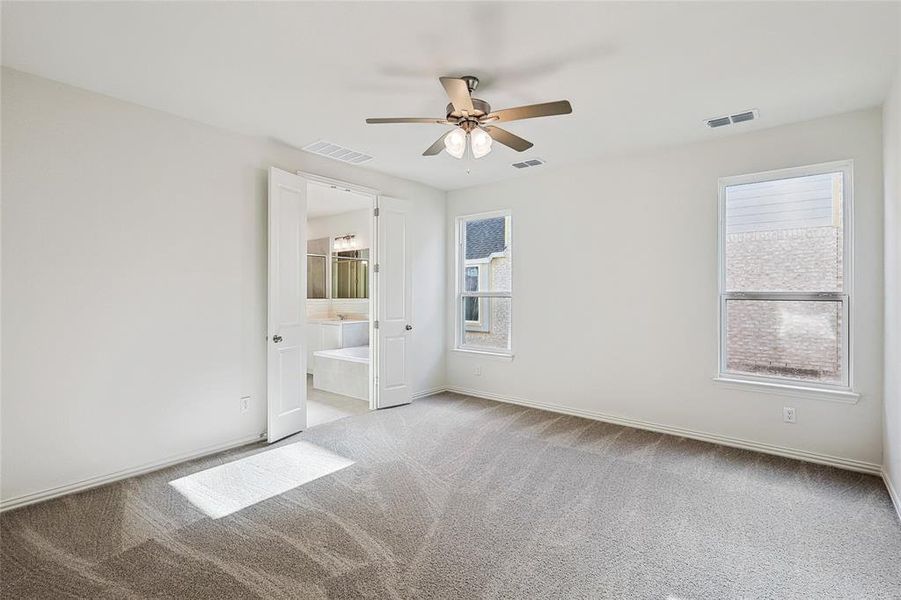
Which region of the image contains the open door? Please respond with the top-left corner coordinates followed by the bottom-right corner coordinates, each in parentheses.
top-left (267, 167), bottom-right (307, 442)
top-left (375, 196), bottom-right (413, 409)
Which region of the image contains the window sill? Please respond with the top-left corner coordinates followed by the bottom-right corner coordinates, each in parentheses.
top-left (452, 348), bottom-right (514, 361)
top-left (712, 376), bottom-right (860, 404)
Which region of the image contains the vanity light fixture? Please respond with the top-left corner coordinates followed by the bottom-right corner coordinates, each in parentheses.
top-left (334, 234), bottom-right (356, 251)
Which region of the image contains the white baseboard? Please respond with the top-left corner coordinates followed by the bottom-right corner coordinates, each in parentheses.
top-left (884, 469), bottom-right (901, 522)
top-left (2, 387), bottom-right (448, 511)
top-left (411, 385), bottom-right (449, 400)
top-left (4, 389), bottom-right (887, 512)
top-left (444, 385), bottom-right (883, 475)
top-left (0, 433), bottom-right (265, 513)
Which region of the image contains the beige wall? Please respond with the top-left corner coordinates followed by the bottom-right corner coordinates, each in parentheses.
top-left (0, 69), bottom-right (447, 506)
top-left (447, 108), bottom-right (884, 469)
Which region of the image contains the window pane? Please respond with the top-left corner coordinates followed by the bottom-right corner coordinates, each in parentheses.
top-left (464, 297), bottom-right (479, 322)
top-left (464, 216), bottom-right (510, 292)
top-left (464, 267), bottom-right (479, 292)
top-left (724, 299), bottom-right (843, 384)
top-left (724, 172), bottom-right (843, 292)
top-left (462, 297), bottom-right (511, 352)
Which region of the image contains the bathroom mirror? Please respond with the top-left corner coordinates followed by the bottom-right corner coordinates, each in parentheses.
top-left (332, 248), bottom-right (369, 299)
top-left (307, 237), bottom-right (329, 299)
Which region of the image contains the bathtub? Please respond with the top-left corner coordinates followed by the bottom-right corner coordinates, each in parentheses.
top-left (315, 345), bottom-right (369, 363)
top-left (312, 345), bottom-right (370, 401)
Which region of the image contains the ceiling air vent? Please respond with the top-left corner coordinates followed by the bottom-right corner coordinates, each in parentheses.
top-left (706, 116), bottom-right (732, 128)
top-left (302, 140), bottom-right (373, 165)
top-left (512, 158), bottom-right (546, 169)
top-left (730, 110), bottom-right (756, 123)
top-left (705, 109), bottom-right (759, 129)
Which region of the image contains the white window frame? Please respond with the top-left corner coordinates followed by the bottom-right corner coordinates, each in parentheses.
top-left (455, 210), bottom-right (512, 356)
top-left (716, 160), bottom-right (854, 396)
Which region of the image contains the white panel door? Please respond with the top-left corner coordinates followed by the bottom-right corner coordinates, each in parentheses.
top-left (375, 196), bottom-right (413, 408)
top-left (267, 167), bottom-right (307, 443)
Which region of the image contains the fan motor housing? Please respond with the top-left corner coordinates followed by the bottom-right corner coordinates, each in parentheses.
top-left (446, 98), bottom-right (491, 121)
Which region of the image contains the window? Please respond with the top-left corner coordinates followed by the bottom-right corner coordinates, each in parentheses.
top-left (464, 266), bottom-right (480, 322)
top-left (718, 161), bottom-right (852, 391)
top-left (456, 212), bottom-right (512, 354)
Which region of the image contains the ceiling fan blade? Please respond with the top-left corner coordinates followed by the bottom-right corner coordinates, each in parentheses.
top-left (484, 126), bottom-right (534, 152)
top-left (423, 131), bottom-right (451, 156)
top-left (486, 100), bottom-right (572, 123)
top-left (439, 77), bottom-right (475, 114)
top-left (365, 117), bottom-right (448, 124)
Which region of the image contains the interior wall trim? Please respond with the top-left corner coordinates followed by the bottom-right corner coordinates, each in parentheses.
top-left (884, 469), bottom-right (901, 523)
top-left (411, 386), bottom-right (449, 401)
top-left (5, 389), bottom-right (888, 512)
top-left (0, 432), bottom-right (266, 513)
top-left (440, 386), bottom-right (883, 475)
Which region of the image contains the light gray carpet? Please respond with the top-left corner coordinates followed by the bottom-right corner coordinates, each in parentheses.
top-left (2, 392), bottom-right (900, 599)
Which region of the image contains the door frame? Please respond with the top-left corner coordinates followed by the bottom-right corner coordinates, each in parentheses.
top-left (296, 171), bottom-right (380, 411)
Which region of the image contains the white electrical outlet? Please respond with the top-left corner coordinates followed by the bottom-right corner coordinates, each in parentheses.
top-left (474, 366), bottom-right (481, 376)
top-left (240, 396), bottom-right (250, 414)
top-left (783, 407), bottom-right (796, 423)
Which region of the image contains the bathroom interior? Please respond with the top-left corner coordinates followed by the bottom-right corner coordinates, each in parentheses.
top-left (305, 182), bottom-right (373, 427)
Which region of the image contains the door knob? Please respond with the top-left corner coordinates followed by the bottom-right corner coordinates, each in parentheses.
top-left (405, 324), bottom-right (413, 331)
top-left (272, 335), bottom-right (283, 343)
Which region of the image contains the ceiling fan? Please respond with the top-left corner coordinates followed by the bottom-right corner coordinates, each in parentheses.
top-left (365, 76), bottom-right (572, 159)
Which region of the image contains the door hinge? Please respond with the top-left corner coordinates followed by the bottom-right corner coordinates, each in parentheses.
top-left (373, 207), bottom-right (380, 217)
top-left (374, 263), bottom-right (380, 273)
top-left (374, 320), bottom-right (379, 329)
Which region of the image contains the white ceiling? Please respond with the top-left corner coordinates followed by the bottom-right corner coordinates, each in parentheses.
top-left (307, 183), bottom-right (371, 219)
top-left (2, 2), bottom-right (898, 191)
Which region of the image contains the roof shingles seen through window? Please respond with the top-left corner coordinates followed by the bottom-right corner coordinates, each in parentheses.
top-left (466, 217), bottom-right (506, 260)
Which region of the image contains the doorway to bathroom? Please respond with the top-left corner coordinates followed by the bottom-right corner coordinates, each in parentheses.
top-left (304, 180), bottom-right (374, 427)
top-left (267, 167), bottom-right (414, 442)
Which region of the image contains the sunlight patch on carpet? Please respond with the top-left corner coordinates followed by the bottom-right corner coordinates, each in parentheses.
top-left (170, 441), bottom-right (354, 518)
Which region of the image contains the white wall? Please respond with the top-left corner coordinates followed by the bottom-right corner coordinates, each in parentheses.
top-left (307, 209), bottom-right (372, 251)
top-left (0, 68), bottom-right (446, 506)
top-left (447, 108), bottom-right (885, 468)
top-left (884, 62), bottom-right (901, 510)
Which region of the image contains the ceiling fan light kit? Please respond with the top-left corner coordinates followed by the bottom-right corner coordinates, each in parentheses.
top-left (469, 127), bottom-right (493, 159)
top-left (365, 75), bottom-right (572, 159)
top-left (444, 127), bottom-right (467, 159)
